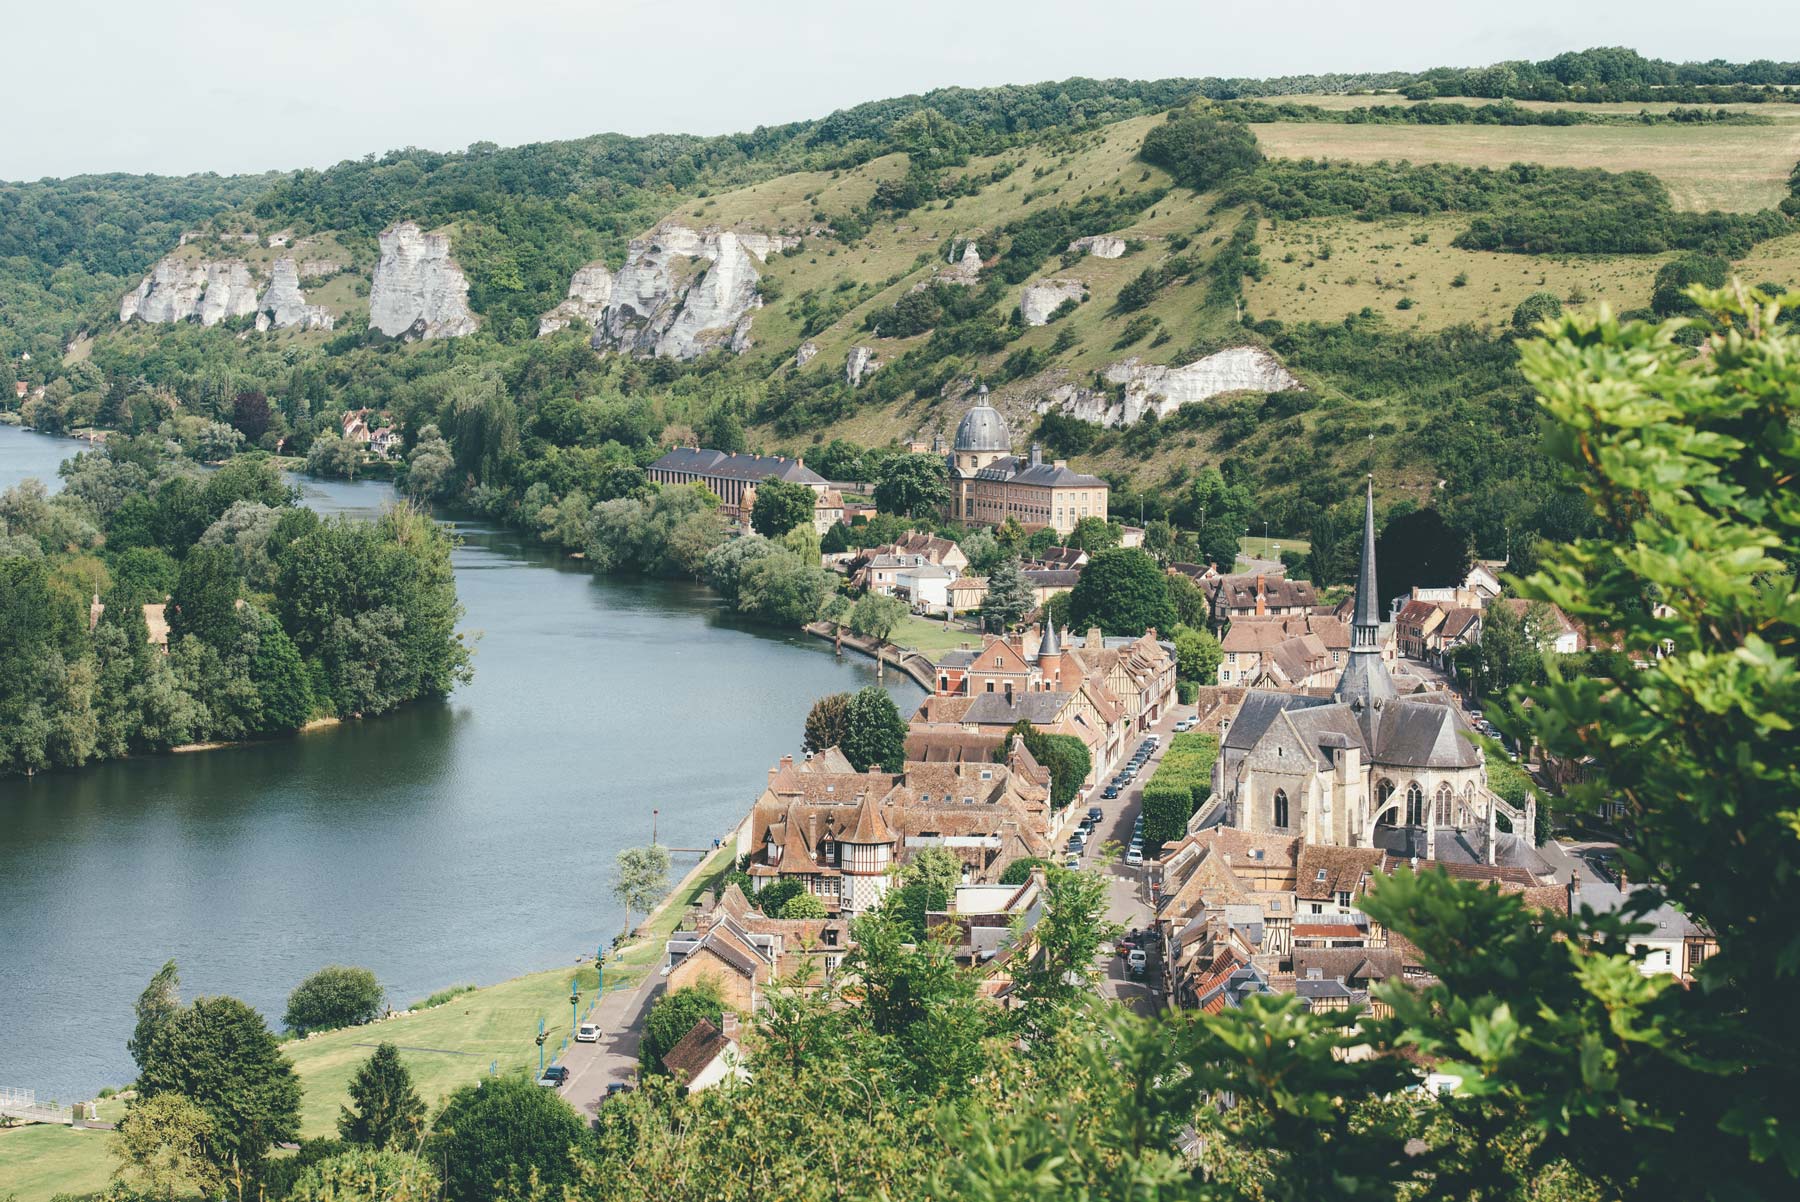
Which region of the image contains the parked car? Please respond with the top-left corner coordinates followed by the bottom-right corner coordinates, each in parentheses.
top-left (538, 1066), bottom-right (570, 1088)
top-left (1064, 851), bottom-right (1081, 868)
top-left (1102, 785), bottom-right (1120, 799)
top-left (1127, 949), bottom-right (1148, 976)
top-left (1125, 848), bottom-right (1144, 866)
top-left (1087, 806), bottom-right (1104, 821)
top-left (604, 1082), bottom-right (634, 1099)
top-left (576, 1023), bottom-right (599, 1043)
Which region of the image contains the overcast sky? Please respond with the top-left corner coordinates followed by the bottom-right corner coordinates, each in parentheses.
top-left (9, 0), bottom-right (1798, 180)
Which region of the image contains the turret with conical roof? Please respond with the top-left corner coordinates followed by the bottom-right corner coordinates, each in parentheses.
top-left (1038, 610), bottom-right (1060, 660)
top-left (1333, 475), bottom-right (1397, 714)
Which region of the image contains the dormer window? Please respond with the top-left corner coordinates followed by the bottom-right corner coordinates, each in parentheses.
top-left (1316, 869), bottom-right (1328, 882)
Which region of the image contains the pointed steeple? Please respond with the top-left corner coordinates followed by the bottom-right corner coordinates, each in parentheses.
top-left (1334, 474), bottom-right (1397, 711)
top-left (1038, 610), bottom-right (1060, 660)
top-left (1353, 475), bottom-right (1381, 638)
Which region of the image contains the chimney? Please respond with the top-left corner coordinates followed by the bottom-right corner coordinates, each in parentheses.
top-left (781, 754), bottom-right (795, 772)
top-left (1255, 575), bottom-right (1266, 616)
top-left (1029, 443), bottom-right (1043, 466)
top-left (1086, 626), bottom-right (1103, 650)
top-left (1054, 459), bottom-right (1068, 470)
top-left (721, 1011), bottom-right (740, 1042)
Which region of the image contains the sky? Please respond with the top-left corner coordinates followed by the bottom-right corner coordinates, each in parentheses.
top-left (8, 0), bottom-right (1800, 180)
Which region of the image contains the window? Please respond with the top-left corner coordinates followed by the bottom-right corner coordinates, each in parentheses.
top-left (1436, 783), bottom-right (1454, 826)
top-left (1273, 789), bottom-right (1289, 829)
top-left (1336, 890), bottom-right (1352, 907)
top-left (1310, 903), bottom-right (1323, 915)
top-left (1405, 782), bottom-right (1424, 826)
top-left (1315, 868), bottom-right (1328, 882)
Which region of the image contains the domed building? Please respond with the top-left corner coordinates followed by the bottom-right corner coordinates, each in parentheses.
top-left (945, 387), bottom-right (1108, 535)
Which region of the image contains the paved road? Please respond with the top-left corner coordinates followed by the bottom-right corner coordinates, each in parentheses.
top-left (1069, 707), bottom-right (1186, 1016)
top-left (550, 968), bottom-right (663, 1120)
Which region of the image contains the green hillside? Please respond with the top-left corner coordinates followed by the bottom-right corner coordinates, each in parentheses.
top-left (5, 48), bottom-right (1800, 588)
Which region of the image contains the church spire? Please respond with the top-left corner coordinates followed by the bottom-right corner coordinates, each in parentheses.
top-left (1038, 609), bottom-right (1059, 660)
top-left (1353, 474), bottom-right (1381, 644)
top-left (1334, 474), bottom-right (1397, 710)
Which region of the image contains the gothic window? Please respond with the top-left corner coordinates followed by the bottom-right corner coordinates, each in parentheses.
top-left (1436, 784), bottom-right (1454, 826)
top-left (1405, 782), bottom-right (1424, 826)
top-left (1273, 789), bottom-right (1289, 829)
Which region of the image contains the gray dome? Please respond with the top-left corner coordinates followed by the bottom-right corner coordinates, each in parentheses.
top-left (954, 392), bottom-right (1011, 453)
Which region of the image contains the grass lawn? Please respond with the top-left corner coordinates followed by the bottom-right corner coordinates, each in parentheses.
top-left (886, 613), bottom-right (983, 657)
top-left (1240, 534), bottom-right (1310, 560)
top-left (280, 835), bottom-right (737, 1136)
top-left (1251, 120), bottom-right (1800, 213)
top-left (0, 1123), bottom-right (120, 1202)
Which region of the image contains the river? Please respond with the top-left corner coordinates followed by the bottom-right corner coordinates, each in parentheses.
top-left (0, 422), bottom-right (921, 1101)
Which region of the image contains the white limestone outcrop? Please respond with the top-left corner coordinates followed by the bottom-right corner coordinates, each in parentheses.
top-left (537, 263), bottom-right (615, 336)
top-left (368, 222), bottom-right (479, 339)
top-left (1068, 234), bottom-right (1127, 259)
top-left (1037, 347), bottom-right (1303, 426)
top-left (846, 345), bottom-right (879, 386)
top-left (1019, 279), bottom-right (1088, 326)
top-left (795, 342), bottom-right (819, 368)
top-left (119, 256), bottom-right (261, 326)
top-left (590, 225), bottom-right (797, 360)
top-left (254, 258), bottom-right (335, 332)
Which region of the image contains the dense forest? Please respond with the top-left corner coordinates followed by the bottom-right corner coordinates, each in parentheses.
top-left (0, 445), bottom-right (468, 776)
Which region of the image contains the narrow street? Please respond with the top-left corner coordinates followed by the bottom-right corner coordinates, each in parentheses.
top-left (553, 968), bottom-right (663, 1118)
top-left (1072, 705), bottom-right (1184, 1017)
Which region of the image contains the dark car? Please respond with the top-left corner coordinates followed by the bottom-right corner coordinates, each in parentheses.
top-left (1102, 785), bottom-right (1120, 799)
top-left (605, 1082), bottom-right (634, 1099)
top-left (538, 1065), bottom-right (570, 1088)
top-left (1087, 806), bottom-right (1104, 821)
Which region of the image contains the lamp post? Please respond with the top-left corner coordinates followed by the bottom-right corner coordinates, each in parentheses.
top-left (596, 946), bottom-right (605, 999)
top-left (535, 1017), bottom-right (547, 1076)
top-left (570, 978), bottom-right (580, 1035)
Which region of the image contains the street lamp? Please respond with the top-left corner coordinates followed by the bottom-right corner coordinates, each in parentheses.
top-left (569, 978), bottom-right (580, 1035)
top-left (535, 1017), bottom-right (547, 1076)
top-left (596, 946), bottom-right (606, 999)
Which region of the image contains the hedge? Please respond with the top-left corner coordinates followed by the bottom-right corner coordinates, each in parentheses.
top-left (1139, 733), bottom-right (1220, 850)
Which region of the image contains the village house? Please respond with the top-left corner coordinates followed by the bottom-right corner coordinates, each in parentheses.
top-left (1181, 567), bottom-right (1319, 635)
top-left (1217, 615), bottom-right (1348, 689)
top-left (732, 745), bottom-right (1054, 918)
top-left (1026, 546), bottom-right (1089, 572)
top-left (946, 576), bottom-right (989, 615)
top-left (1023, 567), bottom-right (1082, 609)
top-left (666, 882), bottom-right (855, 1011)
top-left (660, 1013), bottom-right (749, 1093)
top-left (944, 387), bottom-right (1109, 535)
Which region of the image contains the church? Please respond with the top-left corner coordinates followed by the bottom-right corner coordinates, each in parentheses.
top-left (943, 386), bottom-right (1109, 536)
top-left (1209, 480), bottom-right (1539, 867)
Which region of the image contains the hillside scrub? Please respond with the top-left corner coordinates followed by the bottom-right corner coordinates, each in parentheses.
top-left (1138, 112), bottom-right (1265, 191)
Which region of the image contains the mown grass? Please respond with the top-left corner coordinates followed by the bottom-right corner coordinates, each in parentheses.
top-left (279, 834), bottom-right (737, 1136)
top-left (0, 1123), bottom-right (118, 1202)
top-left (886, 613), bottom-right (984, 657)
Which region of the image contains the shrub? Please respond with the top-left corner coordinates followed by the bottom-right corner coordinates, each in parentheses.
top-left (1139, 113), bottom-right (1264, 192)
top-left (285, 966), bottom-right (384, 1035)
top-left (1139, 733), bottom-right (1220, 849)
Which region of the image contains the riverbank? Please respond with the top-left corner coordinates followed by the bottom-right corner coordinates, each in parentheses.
top-left (803, 622), bottom-right (940, 690)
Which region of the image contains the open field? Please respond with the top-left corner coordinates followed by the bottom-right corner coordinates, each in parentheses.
top-left (1279, 93), bottom-right (1800, 121)
top-left (1240, 534), bottom-right (1310, 560)
top-left (1731, 230), bottom-right (1800, 292)
top-left (0, 1123), bottom-right (119, 1202)
top-left (1251, 121), bottom-right (1800, 213)
top-left (1244, 213), bottom-right (1671, 331)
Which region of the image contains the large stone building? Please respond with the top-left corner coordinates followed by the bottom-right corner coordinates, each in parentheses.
top-left (646, 447), bottom-right (832, 522)
top-left (1210, 481), bottom-right (1537, 866)
top-left (946, 387), bottom-right (1108, 535)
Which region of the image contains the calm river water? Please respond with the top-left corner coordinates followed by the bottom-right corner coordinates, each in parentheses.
top-left (0, 422), bottom-right (920, 1101)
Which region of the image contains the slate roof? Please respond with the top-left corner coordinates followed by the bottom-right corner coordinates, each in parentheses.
top-left (1293, 947), bottom-right (1403, 984)
top-left (1023, 568), bottom-right (1083, 590)
top-left (963, 691), bottom-right (1075, 726)
top-left (649, 447), bottom-right (825, 485)
top-left (954, 396), bottom-right (1011, 452)
top-left (1208, 573), bottom-right (1319, 613)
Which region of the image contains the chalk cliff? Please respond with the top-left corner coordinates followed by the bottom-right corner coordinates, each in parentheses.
top-left (120, 256), bottom-right (261, 326)
top-left (1067, 234), bottom-right (1127, 259)
top-left (1038, 347), bottom-right (1304, 426)
top-left (368, 222), bottom-right (479, 339)
top-left (846, 345), bottom-right (879, 386)
top-left (1019, 279), bottom-right (1087, 326)
top-left (588, 225), bottom-right (797, 359)
top-left (537, 263), bottom-right (614, 336)
top-left (255, 258), bottom-right (335, 332)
